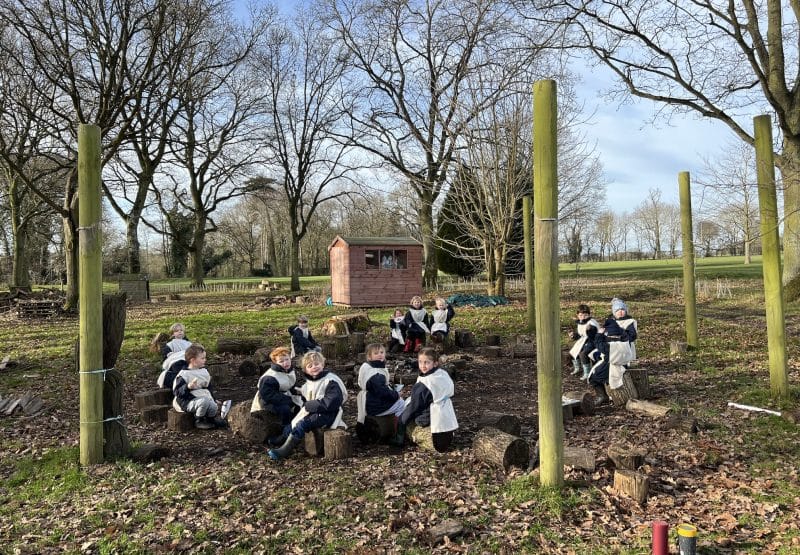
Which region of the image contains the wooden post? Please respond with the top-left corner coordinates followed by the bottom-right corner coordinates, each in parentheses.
top-left (78, 123), bottom-right (104, 466)
top-left (472, 427), bottom-right (530, 471)
top-left (141, 405), bottom-right (171, 425)
top-left (563, 446), bottom-right (595, 471)
top-left (533, 79), bottom-right (563, 488)
top-left (484, 334), bottom-right (501, 347)
top-left (606, 372), bottom-right (639, 406)
top-left (135, 389), bottom-right (173, 410)
top-left (228, 403), bottom-right (283, 444)
top-left (754, 114), bottom-right (789, 399)
top-left (356, 415), bottom-right (397, 444)
top-left (678, 172), bottom-right (699, 349)
top-left (323, 429), bottom-right (352, 460)
top-left (523, 195), bottom-right (535, 332)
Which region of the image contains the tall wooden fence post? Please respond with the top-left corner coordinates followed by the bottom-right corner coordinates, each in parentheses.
top-left (78, 123), bottom-right (104, 465)
top-left (533, 79), bottom-right (563, 488)
top-left (753, 114), bottom-right (789, 399)
top-left (678, 172), bottom-right (698, 349)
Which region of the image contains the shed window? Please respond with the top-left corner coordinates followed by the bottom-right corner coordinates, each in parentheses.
top-left (377, 249), bottom-right (407, 269)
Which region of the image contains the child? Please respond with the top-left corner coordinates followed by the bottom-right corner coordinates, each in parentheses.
top-left (288, 315), bottom-right (322, 357)
top-left (400, 347), bottom-right (458, 452)
top-left (402, 296), bottom-right (430, 353)
top-left (568, 304), bottom-right (599, 380)
top-left (429, 297), bottom-right (455, 344)
top-left (161, 322), bottom-right (192, 361)
top-left (356, 343), bottom-right (406, 444)
top-left (157, 348), bottom-right (188, 390)
top-left (251, 346), bottom-right (302, 445)
top-left (387, 308), bottom-right (408, 353)
top-left (587, 298), bottom-right (638, 405)
top-left (268, 351), bottom-right (348, 461)
top-left (171, 344), bottom-right (222, 430)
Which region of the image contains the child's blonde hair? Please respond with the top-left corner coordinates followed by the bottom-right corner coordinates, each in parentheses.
top-left (417, 347), bottom-right (439, 363)
top-left (434, 297), bottom-right (447, 308)
top-left (297, 314), bottom-right (309, 323)
top-left (302, 350), bottom-right (325, 369)
top-left (270, 346), bottom-right (291, 362)
top-left (410, 295), bottom-right (423, 305)
top-left (170, 322), bottom-right (185, 334)
top-left (185, 343), bottom-right (205, 362)
top-left (365, 343), bottom-right (385, 359)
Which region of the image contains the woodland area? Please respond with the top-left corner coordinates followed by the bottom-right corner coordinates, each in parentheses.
top-left (1, 275), bottom-right (799, 553)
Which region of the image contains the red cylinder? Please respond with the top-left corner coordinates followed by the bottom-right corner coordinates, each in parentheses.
top-left (652, 520), bottom-right (668, 555)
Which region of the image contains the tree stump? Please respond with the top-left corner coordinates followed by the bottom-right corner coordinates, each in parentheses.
top-left (305, 428), bottom-right (325, 456)
top-left (135, 388), bottom-right (173, 411)
top-left (472, 427), bottom-right (529, 471)
top-left (141, 405), bottom-right (171, 425)
top-left (613, 469), bottom-right (650, 505)
top-left (663, 413), bottom-right (699, 434)
top-left (321, 341), bottom-right (336, 361)
top-left (216, 337), bottom-right (265, 355)
top-left (607, 444), bottom-right (647, 470)
top-left (228, 403), bottom-right (283, 444)
top-left (485, 334), bottom-right (501, 346)
top-left (451, 358), bottom-right (468, 371)
top-left (606, 372), bottom-right (638, 406)
top-left (563, 390), bottom-right (595, 416)
top-left (627, 368), bottom-right (650, 399)
top-left (408, 424), bottom-right (436, 452)
top-left (476, 411), bottom-right (521, 436)
top-left (481, 346), bottom-right (501, 358)
top-left (349, 332), bottom-right (366, 355)
top-left (103, 369), bottom-right (131, 459)
top-left (670, 341), bottom-right (688, 355)
top-left (562, 404), bottom-right (574, 423)
top-left (102, 293), bottom-right (127, 370)
top-left (253, 347), bottom-right (272, 369)
top-left (334, 335), bottom-right (350, 360)
top-left (356, 415), bottom-right (397, 444)
top-left (356, 352), bottom-right (367, 364)
top-left (626, 399), bottom-right (672, 417)
top-left (237, 359), bottom-right (259, 377)
top-left (321, 313), bottom-right (371, 336)
top-left (207, 362), bottom-right (233, 387)
top-left (168, 409), bottom-right (195, 432)
top-left (324, 429), bottom-right (352, 460)
top-left (454, 329), bottom-right (474, 348)
top-left (563, 446), bottom-right (595, 471)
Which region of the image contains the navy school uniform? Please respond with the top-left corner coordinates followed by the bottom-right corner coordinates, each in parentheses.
top-left (401, 366), bottom-right (458, 452)
top-left (356, 360), bottom-right (401, 423)
top-left (289, 325), bottom-right (320, 356)
top-left (160, 337), bottom-right (192, 361)
top-left (430, 305), bottom-right (455, 338)
top-left (251, 363), bottom-right (301, 425)
top-left (157, 350), bottom-right (188, 390)
top-left (289, 369), bottom-right (348, 438)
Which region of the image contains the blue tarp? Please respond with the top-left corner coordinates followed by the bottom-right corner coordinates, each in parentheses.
top-left (446, 293), bottom-right (509, 307)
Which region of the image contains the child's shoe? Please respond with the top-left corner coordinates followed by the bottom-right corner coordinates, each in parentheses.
top-left (267, 424), bottom-right (291, 447)
top-left (268, 434), bottom-right (302, 461)
top-left (570, 359), bottom-right (581, 375)
top-left (580, 364), bottom-right (591, 380)
top-left (195, 416), bottom-right (214, 430)
top-left (391, 422), bottom-right (406, 447)
top-left (593, 384), bottom-right (610, 406)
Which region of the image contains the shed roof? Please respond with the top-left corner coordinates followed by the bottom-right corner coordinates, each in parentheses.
top-left (328, 235), bottom-right (421, 250)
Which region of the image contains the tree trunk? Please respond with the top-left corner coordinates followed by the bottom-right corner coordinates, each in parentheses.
top-left (102, 293), bottom-right (127, 370)
top-left (63, 215), bottom-right (79, 311)
top-left (11, 220), bottom-right (29, 289)
top-left (190, 221), bottom-right (205, 288)
top-left (289, 230), bottom-right (301, 291)
top-left (126, 213), bottom-right (142, 275)
top-left (781, 136), bottom-right (800, 291)
top-left (613, 469), bottom-right (650, 505)
top-left (418, 196), bottom-right (438, 288)
top-left (103, 369), bottom-right (131, 459)
top-left (493, 246), bottom-right (506, 296)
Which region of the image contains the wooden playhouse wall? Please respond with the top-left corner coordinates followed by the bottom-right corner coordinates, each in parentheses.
top-left (330, 242), bottom-right (422, 307)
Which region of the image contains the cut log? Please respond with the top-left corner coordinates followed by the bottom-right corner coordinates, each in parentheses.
top-left (670, 341), bottom-right (688, 355)
top-left (626, 399), bottom-right (673, 418)
top-left (607, 444), bottom-right (647, 470)
top-left (454, 329), bottom-right (475, 348)
top-left (253, 347), bottom-right (273, 368)
top-left (167, 409), bottom-right (195, 432)
top-left (349, 332), bottom-right (366, 355)
top-left (22, 397), bottom-right (44, 416)
top-left (237, 359), bottom-right (259, 377)
top-left (472, 427), bottom-right (529, 471)
top-left (135, 388), bottom-right (173, 411)
top-left (320, 313), bottom-right (372, 336)
top-left (627, 368), bottom-right (650, 399)
top-left (356, 352), bottom-right (367, 364)
top-left (140, 405), bottom-right (170, 425)
top-left (562, 404), bottom-right (574, 423)
top-left (334, 335), bottom-right (350, 360)
top-left (476, 411), bottom-right (521, 436)
top-left (207, 362), bottom-right (233, 387)
top-left (425, 519), bottom-right (464, 545)
top-left (408, 424), bottom-right (436, 452)
top-left (323, 428), bottom-right (352, 460)
top-left (563, 446), bottom-right (595, 471)
top-left (215, 337), bottom-right (265, 355)
top-left (663, 414), bottom-right (699, 434)
top-left (485, 334), bottom-right (501, 346)
top-left (563, 390), bottom-right (595, 416)
top-left (480, 346), bottom-right (501, 358)
top-left (613, 469), bottom-right (650, 505)
top-left (606, 372), bottom-right (639, 406)
top-left (103, 369), bottom-right (130, 459)
top-left (304, 428), bottom-right (325, 456)
top-left (451, 358), bottom-right (468, 371)
top-left (511, 342), bottom-right (536, 358)
top-left (228, 403), bottom-right (283, 444)
top-left (356, 415), bottom-right (397, 444)
top-left (321, 341), bottom-right (336, 361)
top-left (130, 444), bottom-right (171, 463)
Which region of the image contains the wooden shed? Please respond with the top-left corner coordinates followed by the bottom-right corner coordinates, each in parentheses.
top-left (329, 236), bottom-right (423, 307)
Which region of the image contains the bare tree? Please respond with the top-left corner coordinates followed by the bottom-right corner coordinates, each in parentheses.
top-left (326, 0), bottom-right (542, 286)
top-left (254, 9), bottom-right (359, 291)
top-left (631, 188), bottom-right (672, 259)
top-left (531, 0), bottom-right (800, 294)
top-left (696, 140), bottom-right (761, 264)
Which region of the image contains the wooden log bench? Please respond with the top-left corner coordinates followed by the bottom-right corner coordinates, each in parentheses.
top-left (472, 427), bottom-right (529, 471)
top-left (167, 409), bottom-right (195, 432)
top-left (135, 388), bottom-right (173, 411)
top-left (476, 411), bottom-right (521, 436)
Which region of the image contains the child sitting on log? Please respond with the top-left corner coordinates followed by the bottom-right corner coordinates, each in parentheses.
top-left (587, 298), bottom-right (638, 405)
top-left (356, 343), bottom-right (406, 444)
top-left (251, 346), bottom-right (302, 445)
top-left (387, 308), bottom-right (408, 353)
top-left (157, 348), bottom-right (188, 390)
top-left (268, 351), bottom-right (348, 461)
top-left (402, 296), bottom-right (431, 354)
top-left (288, 314), bottom-right (322, 357)
top-left (430, 297), bottom-right (455, 344)
top-left (568, 303), bottom-right (599, 380)
top-left (172, 344), bottom-right (224, 430)
top-left (400, 347), bottom-right (458, 452)
top-left (160, 322), bottom-right (192, 361)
